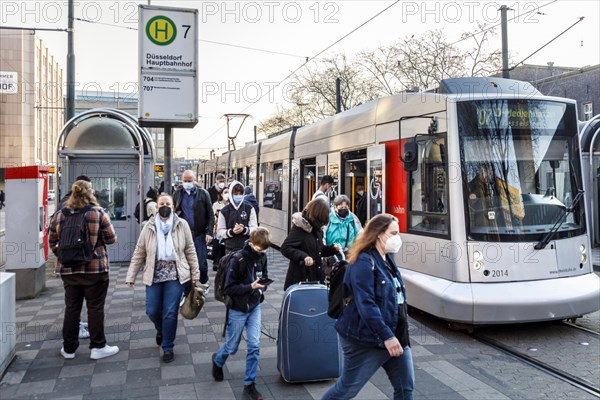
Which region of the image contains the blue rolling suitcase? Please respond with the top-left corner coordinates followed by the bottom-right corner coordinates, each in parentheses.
top-left (277, 283), bottom-right (342, 382)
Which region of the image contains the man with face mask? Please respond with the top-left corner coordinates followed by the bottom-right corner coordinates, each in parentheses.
top-left (208, 173), bottom-right (227, 204)
top-left (217, 181), bottom-right (258, 253)
top-left (173, 170), bottom-right (214, 285)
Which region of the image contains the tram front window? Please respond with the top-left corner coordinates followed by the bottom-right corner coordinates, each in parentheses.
top-left (457, 99), bottom-right (585, 242)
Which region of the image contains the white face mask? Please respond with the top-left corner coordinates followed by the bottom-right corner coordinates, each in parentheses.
top-left (183, 182), bottom-right (194, 191)
top-left (222, 193), bottom-right (229, 201)
top-left (217, 182), bottom-right (225, 190)
top-left (383, 234), bottom-right (403, 253)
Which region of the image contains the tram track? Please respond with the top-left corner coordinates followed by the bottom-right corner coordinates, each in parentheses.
top-left (471, 332), bottom-right (600, 398)
top-left (408, 308), bottom-right (600, 398)
top-left (563, 320), bottom-right (600, 336)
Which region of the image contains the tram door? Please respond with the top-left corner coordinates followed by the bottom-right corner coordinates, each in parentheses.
top-left (328, 153), bottom-right (341, 202)
top-left (291, 160), bottom-right (300, 214)
top-left (301, 157), bottom-right (316, 207)
top-left (367, 145), bottom-right (386, 220)
top-left (342, 149), bottom-right (367, 225)
top-left (71, 161), bottom-right (139, 263)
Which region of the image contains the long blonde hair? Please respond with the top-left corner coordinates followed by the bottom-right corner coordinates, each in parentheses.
top-left (347, 214), bottom-right (397, 263)
top-left (64, 180), bottom-right (99, 209)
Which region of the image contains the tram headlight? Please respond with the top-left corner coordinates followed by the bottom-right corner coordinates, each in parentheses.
top-left (580, 244), bottom-right (587, 263)
top-left (473, 261), bottom-right (483, 270)
top-left (473, 250), bottom-right (483, 261)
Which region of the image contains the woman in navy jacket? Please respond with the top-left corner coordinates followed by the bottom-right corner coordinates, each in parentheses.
top-left (322, 214), bottom-right (414, 400)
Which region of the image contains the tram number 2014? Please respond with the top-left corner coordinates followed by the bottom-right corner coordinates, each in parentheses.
top-left (490, 270), bottom-right (509, 278)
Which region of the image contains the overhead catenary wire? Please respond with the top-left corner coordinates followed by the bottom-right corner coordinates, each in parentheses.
top-left (188, 0), bottom-right (401, 151)
top-left (194, 0), bottom-right (561, 150)
top-left (446, 0), bottom-right (558, 48)
top-left (74, 17), bottom-right (308, 59)
top-left (509, 16), bottom-right (585, 71)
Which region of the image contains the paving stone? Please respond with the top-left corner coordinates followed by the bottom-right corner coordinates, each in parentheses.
top-left (90, 371), bottom-right (127, 388)
top-left (1, 251), bottom-right (597, 400)
top-left (158, 383), bottom-right (197, 400)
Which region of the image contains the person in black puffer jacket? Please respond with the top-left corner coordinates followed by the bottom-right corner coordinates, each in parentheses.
top-left (281, 199), bottom-right (341, 290)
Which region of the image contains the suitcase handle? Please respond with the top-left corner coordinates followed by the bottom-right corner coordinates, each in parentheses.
top-left (333, 250), bottom-right (346, 262)
top-left (300, 281), bottom-right (321, 285)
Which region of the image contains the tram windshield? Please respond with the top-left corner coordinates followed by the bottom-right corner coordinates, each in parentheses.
top-left (457, 99), bottom-right (585, 242)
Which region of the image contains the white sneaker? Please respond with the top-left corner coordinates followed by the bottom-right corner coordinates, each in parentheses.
top-left (90, 344), bottom-right (119, 360)
top-left (79, 323), bottom-right (90, 339)
top-left (60, 347), bottom-right (75, 359)
top-left (198, 283), bottom-right (210, 295)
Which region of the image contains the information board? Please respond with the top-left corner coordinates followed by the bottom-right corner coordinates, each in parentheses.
top-left (138, 5), bottom-right (198, 127)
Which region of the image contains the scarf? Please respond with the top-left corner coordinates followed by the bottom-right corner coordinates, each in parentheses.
top-left (156, 213), bottom-right (177, 261)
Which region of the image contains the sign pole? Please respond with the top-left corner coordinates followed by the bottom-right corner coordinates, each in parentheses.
top-left (164, 126), bottom-right (172, 194)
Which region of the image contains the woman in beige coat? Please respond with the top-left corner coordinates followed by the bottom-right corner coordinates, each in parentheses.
top-left (126, 194), bottom-right (200, 363)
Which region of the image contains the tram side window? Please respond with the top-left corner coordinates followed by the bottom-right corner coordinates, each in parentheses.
top-left (408, 138), bottom-right (449, 236)
top-left (263, 162), bottom-right (283, 210)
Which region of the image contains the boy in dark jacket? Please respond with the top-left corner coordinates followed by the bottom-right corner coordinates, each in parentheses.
top-left (212, 228), bottom-right (271, 400)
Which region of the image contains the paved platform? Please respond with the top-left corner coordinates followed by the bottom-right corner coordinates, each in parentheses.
top-left (0, 248), bottom-right (598, 400)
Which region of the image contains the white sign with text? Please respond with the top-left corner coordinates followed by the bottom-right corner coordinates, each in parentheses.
top-left (138, 5), bottom-right (198, 127)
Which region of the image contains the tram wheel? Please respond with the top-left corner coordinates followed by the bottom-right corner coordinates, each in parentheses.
top-left (448, 322), bottom-right (474, 334)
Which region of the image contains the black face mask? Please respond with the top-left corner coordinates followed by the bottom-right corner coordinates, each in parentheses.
top-left (337, 208), bottom-right (349, 218)
top-left (158, 206), bottom-right (172, 218)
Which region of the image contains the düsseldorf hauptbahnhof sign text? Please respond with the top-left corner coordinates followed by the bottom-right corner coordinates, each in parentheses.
top-left (138, 5), bottom-right (198, 128)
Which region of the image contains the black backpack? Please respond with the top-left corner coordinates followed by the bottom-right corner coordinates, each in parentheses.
top-left (57, 206), bottom-right (95, 268)
top-left (327, 254), bottom-right (375, 319)
top-left (134, 198), bottom-right (152, 223)
top-left (214, 250), bottom-right (246, 305)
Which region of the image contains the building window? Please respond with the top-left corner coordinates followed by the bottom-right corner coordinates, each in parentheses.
top-left (583, 103), bottom-right (593, 121)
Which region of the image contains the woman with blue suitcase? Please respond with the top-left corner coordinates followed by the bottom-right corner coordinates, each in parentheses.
top-left (322, 214), bottom-right (414, 400)
top-left (281, 199), bottom-right (341, 290)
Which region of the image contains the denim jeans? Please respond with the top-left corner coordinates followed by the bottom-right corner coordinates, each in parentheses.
top-left (214, 305), bottom-right (261, 386)
top-left (145, 279), bottom-right (187, 352)
top-left (321, 335), bottom-right (414, 400)
top-left (193, 235), bottom-right (208, 283)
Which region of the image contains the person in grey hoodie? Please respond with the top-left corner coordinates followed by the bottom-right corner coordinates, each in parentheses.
top-left (217, 181), bottom-right (258, 253)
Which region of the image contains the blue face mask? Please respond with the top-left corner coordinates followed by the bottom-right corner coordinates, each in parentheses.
top-left (183, 182), bottom-right (194, 191)
top-left (233, 195), bottom-right (244, 203)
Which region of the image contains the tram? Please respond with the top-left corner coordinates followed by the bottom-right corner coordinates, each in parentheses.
top-left (198, 77), bottom-right (600, 324)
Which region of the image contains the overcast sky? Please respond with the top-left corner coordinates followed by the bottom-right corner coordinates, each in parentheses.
top-left (2, 0), bottom-right (598, 159)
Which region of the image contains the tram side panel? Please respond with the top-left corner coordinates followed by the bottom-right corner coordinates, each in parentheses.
top-left (378, 111), bottom-right (476, 322)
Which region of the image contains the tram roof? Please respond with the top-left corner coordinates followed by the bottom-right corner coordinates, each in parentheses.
top-left (230, 142), bottom-right (261, 167)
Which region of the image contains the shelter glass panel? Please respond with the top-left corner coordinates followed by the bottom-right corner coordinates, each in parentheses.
top-left (92, 177), bottom-right (127, 221)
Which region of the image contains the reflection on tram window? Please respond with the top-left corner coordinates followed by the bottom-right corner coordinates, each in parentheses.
top-left (408, 137), bottom-right (449, 236)
top-left (91, 177), bottom-right (127, 221)
top-left (263, 162), bottom-right (283, 210)
top-left (369, 161), bottom-right (383, 218)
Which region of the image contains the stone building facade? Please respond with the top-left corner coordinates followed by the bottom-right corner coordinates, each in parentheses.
top-left (0, 29), bottom-right (63, 189)
top-left (504, 63), bottom-right (599, 121)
